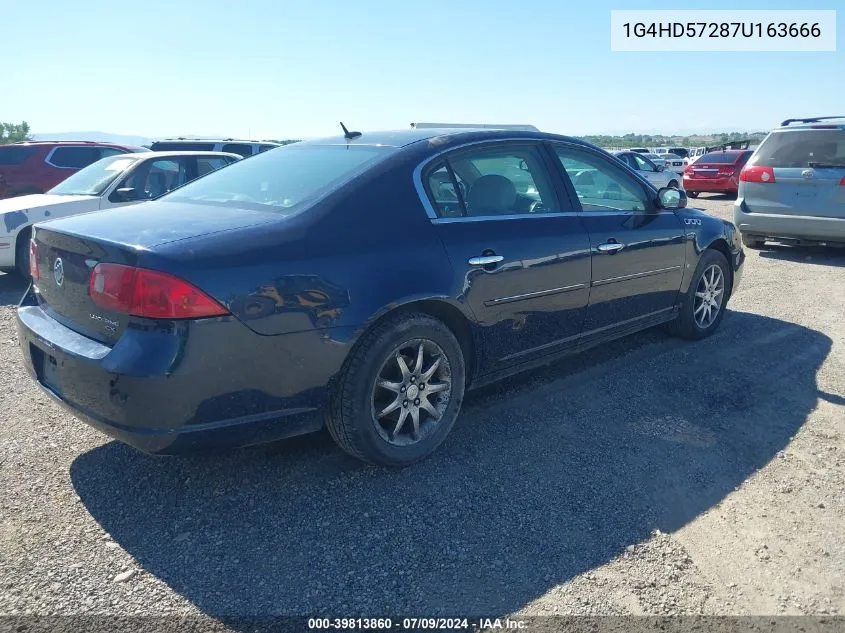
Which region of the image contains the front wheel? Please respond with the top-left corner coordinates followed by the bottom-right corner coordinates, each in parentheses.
top-left (671, 249), bottom-right (730, 340)
top-left (668, 179), bottom-right (679, 189)
top-left (325, 313), bottom-right (466, 466)
top-left (688, 191), bottom-right (699, 198)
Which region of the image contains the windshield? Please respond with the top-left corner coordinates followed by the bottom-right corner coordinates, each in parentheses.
top-left (164, 143), bottom-right (392, 213)
top-left (697, 152), bottom-right (740, 164)
top-left (48, 156), bottom-right (139, 196)
top-left (750, 129), bottom-right (845, 168)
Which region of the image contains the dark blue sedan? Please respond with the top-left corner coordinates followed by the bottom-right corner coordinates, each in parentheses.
top-left (17, 128), bottom-right (745, 466)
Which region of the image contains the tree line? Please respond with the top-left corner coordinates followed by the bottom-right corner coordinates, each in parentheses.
top-left (0, 121), bottom-right (31, 144)
top-left (580, 131), bottom-right (768, 149)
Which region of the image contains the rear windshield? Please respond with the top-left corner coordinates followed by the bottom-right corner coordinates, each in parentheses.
top-left (0, 146), bottom-right (36, 165)
top-left (164, 144), bottom-right (392, 213)
top-left (697, 152), bottom-right (741, 164)
top-left (750, 129), bottom-right (845, 168)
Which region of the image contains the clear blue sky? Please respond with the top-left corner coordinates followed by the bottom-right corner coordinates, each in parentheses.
top-left (4, 0), bottom-right (842, 139)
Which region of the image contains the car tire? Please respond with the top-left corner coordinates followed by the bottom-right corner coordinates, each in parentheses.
top-left (668, 179), bottom-right (679, 188)
top-left (325, 312), bottom-right (466, 467)
top-left (741, 234), bottom-right (765, 249)
top-left (671, 249), bottom-right (731, 341)
top-left (688, 191), bottom-right (699, 198)
top-left (15, 230), bottom-right (31, 280)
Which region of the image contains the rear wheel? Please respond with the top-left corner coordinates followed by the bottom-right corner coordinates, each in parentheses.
top-left (741, 234), bottom-right (765, 249)
top-left (688, 191), bottom-right (699, 198)
top-left (15, 229), bottom-right (31, 279)
top-left (325, 313), bottom-right (466, 467)
top-left (672, 249), bottom-right (730, 340)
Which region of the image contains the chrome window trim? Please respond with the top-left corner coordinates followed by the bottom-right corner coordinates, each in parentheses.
top-left (412, 137), bottom-right (568, 221)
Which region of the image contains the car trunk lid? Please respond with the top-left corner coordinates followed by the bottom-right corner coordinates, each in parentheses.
top-left (30, 201), bottom-right (280, 344)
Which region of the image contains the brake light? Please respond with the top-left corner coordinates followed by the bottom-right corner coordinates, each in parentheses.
top-left (88, 263), bottom-right (229, 319)
top-left (29, 239), bottom-right (39, 280)
top-left (740, 165), bottom-right (776, 183)
top-left (840, 176), bottom-right (845, 185)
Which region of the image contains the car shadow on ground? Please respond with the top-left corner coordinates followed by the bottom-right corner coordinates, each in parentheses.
top-left (0, 272), bottom-right (27, 307)
top-left (70, 310), bottom-right (831, 620)
top-left (758, 244), bottom-right (845, 268)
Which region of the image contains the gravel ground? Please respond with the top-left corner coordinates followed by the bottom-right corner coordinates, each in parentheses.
top-left (0, 193), bottom-right (843, 622)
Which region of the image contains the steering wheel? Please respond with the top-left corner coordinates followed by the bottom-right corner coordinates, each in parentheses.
top-left (528, 200), bottom-right (546, 213)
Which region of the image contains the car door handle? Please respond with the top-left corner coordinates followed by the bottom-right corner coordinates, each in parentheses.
top-left (468, 255), bottom-right (504, 266)
top-left (597, 242), bottom-right (625, 254)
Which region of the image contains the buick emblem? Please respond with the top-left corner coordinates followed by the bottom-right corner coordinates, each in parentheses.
top-left (802, 169), bottom-right (815, 180)
top-left (53, 258), bottom-right (65, 287)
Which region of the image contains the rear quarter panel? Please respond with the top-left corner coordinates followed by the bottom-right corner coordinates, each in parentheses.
top-left (141, 155), bottom-right (466, 338)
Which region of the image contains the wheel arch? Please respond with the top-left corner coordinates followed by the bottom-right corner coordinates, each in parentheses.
top-left (358, 297), bottom-right (480, 386)
top-left (704, 237), bottom-right (734, 297)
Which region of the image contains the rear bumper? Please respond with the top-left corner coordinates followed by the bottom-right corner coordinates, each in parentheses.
top-left (16, 289), bottom-right (354, 454)
top-left (683, 176), bottom-right (738, 193)
top-left (734, 200), bottom-right (845, 244)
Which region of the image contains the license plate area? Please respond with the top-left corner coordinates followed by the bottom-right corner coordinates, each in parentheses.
top-left (30, 343), bottom-right (62, 394)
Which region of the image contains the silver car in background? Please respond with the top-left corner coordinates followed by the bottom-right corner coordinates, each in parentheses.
top-left (734, 116), bottom-right (845, 249)
top-left (612, 151), bottom-right (684, 190)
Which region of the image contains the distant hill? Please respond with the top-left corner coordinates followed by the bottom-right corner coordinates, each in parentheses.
top-left (30, 131), bottom-right (237, 146)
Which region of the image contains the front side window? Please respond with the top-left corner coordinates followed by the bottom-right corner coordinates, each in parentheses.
top-left (47, 146), bottom-right (101, 169)
top-left (556, 147), bottom-right (649, 213)
top-left (123, 158), bottom-right (189, 198)
top-left (47, 156), bottom-right (139, 195)
top-left (164, 144), bottom-right (391, 214)
top-left (750, 130), bottom-right (845, 168)
top-left (632, 154), bottom-right (656, 172)
top-left (424, 145), bottom-right (557, 218)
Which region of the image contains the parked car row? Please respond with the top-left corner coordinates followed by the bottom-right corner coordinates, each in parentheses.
top-left (0, 150), bottom-right (240, 275)
top-left (0, 138), bottom-right (279, 200)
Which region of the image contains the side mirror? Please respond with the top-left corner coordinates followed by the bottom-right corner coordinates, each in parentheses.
top-left (113, 187), bottom-right (139, 202)
top-left (657, 186), bottom-right (686, 210)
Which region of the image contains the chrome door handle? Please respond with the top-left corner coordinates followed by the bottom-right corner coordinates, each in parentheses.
top-left (468, 255), bottom-right (504, 266)
top-left (597, 242), bottom-right (625, 254)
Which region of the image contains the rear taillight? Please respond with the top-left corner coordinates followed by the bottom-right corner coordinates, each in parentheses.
top-left (29, 239), bottom-right (39, 280)
top-left (88, 263), bottom-right (229, 319)
top-left (740, 165), bottom-right (776, 183)
top-left (840, 176), bottom-right (845, 186)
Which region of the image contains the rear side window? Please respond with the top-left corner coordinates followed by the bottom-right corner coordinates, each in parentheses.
top-left (258, 144), bottom-right (278, 153)
top-left (150, 142), bottom-right (215, 152)
top-left (750, 129), bottom-right (845, 168)
top-left (0, 146), bottom-right (35, 165)
top-left (221, 143), bottom-right (254, 157)
top-left (697, 152), bottom-right (740, 164)
top-left (47, 146), bottom-right (102, 169)
top-left (165, 144), bottom-right (391, 214)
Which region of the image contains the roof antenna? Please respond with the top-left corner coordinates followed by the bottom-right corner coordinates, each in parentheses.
top-left (340, 122), bottom-right (361, 140)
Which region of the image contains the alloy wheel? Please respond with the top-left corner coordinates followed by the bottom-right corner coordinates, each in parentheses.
top-left (693, 264), bottom-right (725, 329)
top-left (371, 339), bottom-right (452, 446)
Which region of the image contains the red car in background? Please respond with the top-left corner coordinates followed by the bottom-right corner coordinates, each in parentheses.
top-left (683, 149), bottom-right (753, 198)
top-left (0, 141), bottom-right (146, 199)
